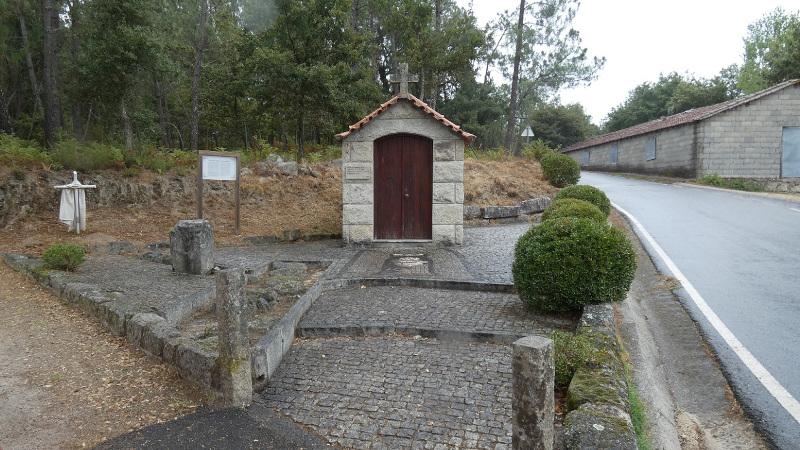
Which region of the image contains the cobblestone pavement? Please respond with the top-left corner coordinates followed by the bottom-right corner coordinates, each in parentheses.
top-left (300, 286), bottom-right (575, 336)
top-left (457, 224), bottom-right (530, 284)
top-left (216, 223), bottom-right (530, 284)
top-left (260, 336), bottom-right (514, 450)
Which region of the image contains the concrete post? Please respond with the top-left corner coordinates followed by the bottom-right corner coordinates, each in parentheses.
top-left (512, 336), bottom-right (555, 450)
top-left (216, 268), bottom-right (252, 407)
top-left (170, 219), bottom-right (214, 275)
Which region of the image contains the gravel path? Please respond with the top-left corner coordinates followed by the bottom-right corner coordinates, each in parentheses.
top-left (0, 262), bottom-right (204, 450)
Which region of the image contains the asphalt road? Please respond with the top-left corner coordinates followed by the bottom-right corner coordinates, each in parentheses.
top-left (581, 172), bottom-right (800, 448)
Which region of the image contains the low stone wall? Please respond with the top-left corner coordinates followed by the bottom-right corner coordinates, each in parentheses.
top-left (563, 304), bottom-right (637, 449)
top-left (742, 178), bottom-right (800, 193)
top-left (464, 196), bottom-right (551, 224)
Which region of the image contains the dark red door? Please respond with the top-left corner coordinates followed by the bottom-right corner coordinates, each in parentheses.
top-left (374, 134), bottom-right (432, 240)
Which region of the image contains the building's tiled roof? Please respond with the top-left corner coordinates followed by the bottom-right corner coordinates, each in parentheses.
top-left (564, 79), bottom-right (800, 152)
top-left (336, 93), bottom-right (476, 144)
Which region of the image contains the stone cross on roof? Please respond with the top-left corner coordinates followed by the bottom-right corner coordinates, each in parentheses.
top-left (389, 63), bottom-right (419, 96)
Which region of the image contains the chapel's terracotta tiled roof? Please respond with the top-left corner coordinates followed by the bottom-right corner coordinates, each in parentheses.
top-left (336, 93), bottom-right (476, 144)
top-left (564, 79), bottom-right (800, 152)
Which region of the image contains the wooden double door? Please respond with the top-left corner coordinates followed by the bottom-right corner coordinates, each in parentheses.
top-left (374, 134), bottom-right (433, 240)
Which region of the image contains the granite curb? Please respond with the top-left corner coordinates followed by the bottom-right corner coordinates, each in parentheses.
top-left (563, 303), bottom-right (637, 450)
top-left (297, 324), bottom-right (528, 344)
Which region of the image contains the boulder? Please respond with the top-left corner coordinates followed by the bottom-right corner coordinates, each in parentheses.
top-left (519, 197), bottom-right (552, 215)
top-left (275, 161), bottom-right (298, 176)
top-left (483, 205), bottom-right (520, 219)
top-left (266, 154), bottom-right (284, 164)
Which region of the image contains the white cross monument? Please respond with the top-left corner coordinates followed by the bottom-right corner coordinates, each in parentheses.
top-left (54, 171), bottom-right (96, 234)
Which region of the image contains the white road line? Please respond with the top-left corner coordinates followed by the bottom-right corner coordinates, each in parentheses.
top-left (613, 202), bottom-right (800, 425)
top-left (790, 208), bottom-right (800, 213)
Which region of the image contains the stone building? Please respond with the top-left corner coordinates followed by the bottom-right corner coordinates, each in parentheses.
top-left (336, 77), bottom-right (475, 245)
top-left (562, 80), bottom-right (800, 188)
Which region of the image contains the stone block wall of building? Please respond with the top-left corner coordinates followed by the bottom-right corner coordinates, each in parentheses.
top-left (341, 102), bottom-right (465, 245)
top-left (565, 125), bottom-right (697, 178)
top-left (698, 85), bottom-right (800, 178)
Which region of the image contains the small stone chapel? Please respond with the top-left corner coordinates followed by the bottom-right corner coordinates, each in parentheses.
top-left (337, 64), bottom-right (475, 245)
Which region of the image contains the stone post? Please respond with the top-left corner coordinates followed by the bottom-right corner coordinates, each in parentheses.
top-left (215, 268), bottom-right (252, 407)
top-left (512, 336), bottom-right (555, 450)
top-left (170, 219), bottom-right (214, 275)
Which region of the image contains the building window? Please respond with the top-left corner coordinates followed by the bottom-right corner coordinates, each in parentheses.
top-left (783, 127), bottom-right (800, 177)
top-left (610, 143), bottom-right (618, 164)
top-left (645, 136), bottom-right (657, 161)
top-left (581, 150), bottom-right (590, 165)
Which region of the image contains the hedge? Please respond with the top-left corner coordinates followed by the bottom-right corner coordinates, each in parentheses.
top-left (512, 217), bottom-right (636, 312)
top-left (554, 185), bottom-right (612, 216)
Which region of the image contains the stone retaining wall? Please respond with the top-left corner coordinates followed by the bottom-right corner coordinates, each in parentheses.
top-left (464, 196), bottom-right (551, 224)
top-left (564, 304), bottom-right (637, 450)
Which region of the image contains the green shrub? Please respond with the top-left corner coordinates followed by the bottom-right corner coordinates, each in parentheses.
top-left (554, 185), bottom-right (611, 216)
top-left (552, 330), bottom-right (601, 388)
top-left (512, 217), bottom-right (636, 312)
top-left (540, 153), bottom-right (580, 187)
top-left (52, 139), bottom-right (124, 171)
top-left (542, 198), bottom-right (607, 223)
top-left (0, 133), bottom-right (55, 169)
top-left (42, 243), bottom-right (86, 271)
top-left (306, 145), bottom-right (342, 163)
top-left (698, 173), bottom-right (763, 192)
top-left (126, 148), bottom-right (197, 174)
top-left (522, 139), bottom-right (556, 161)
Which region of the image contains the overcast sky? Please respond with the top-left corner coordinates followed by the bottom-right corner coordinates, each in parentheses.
top-left (460, 0), bottom-right (800, 125)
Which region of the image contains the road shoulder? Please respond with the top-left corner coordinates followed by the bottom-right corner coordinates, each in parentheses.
top-left (611, 212), bottom-right (767, 449)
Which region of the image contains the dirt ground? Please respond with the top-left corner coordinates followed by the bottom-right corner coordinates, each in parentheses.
top-left (0, 262), bottom-right (206, 450)
top-left (0, 157), bottom-right (553, 255)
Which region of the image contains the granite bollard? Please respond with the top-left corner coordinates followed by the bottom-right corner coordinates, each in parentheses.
top-left (170, 219), bottom-right (214, 275)
top-left (216, 268), bottom-right (252, 407)
top-left (512, 335), bottom-right (555, 450)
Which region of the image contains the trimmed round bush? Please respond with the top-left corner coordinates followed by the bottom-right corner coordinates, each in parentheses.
top-left (541, 198), bottom-right (606, 224)
top-left (540, 153), bottom-right (580, 188)
top-left (42, 243), bottom-right (85, 271)
top-left (555, 185), bottom-right (611, 216)
top-left (512, 218), bottom-right (636, 312)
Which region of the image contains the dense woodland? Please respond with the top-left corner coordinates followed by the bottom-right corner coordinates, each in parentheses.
top-left (0, 0), bottom-right (798, 164)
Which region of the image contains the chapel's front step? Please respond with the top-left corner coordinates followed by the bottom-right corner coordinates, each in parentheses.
top-left (298, 285), bottom-right (577, 339)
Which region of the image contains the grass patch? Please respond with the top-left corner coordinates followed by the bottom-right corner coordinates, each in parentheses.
top-left (697, 173), bottom-right (763, 192)
top-left (551, 330), bottom-right (602, 388)
top-left (618, 335), bottom-right (651, 450)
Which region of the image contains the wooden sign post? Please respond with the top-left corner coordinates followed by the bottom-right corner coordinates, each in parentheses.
top-left (197, 151), bottom-right (241, 235)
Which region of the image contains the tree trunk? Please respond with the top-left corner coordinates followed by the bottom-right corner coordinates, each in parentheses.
top-left (0, 89), bottom-right (13, 134)
top-left (67, 0), bottom-right (84, 140)
top-left (121, 99), bottom-right (133, 150)
top-left (154, 77), bottom-right (172, 147)
top-left (431, 0), bottom-right (442, 109)
top-left (18, 7), bottom-right (43, 114)
top-left (41, 0), bottom-right (61, 147)
top-left (296, 107), bottom-right (305, 161)
top-left (504, 0), bottom-right (525, 154)
top-left (190, 0), bottom-right (210, 152)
